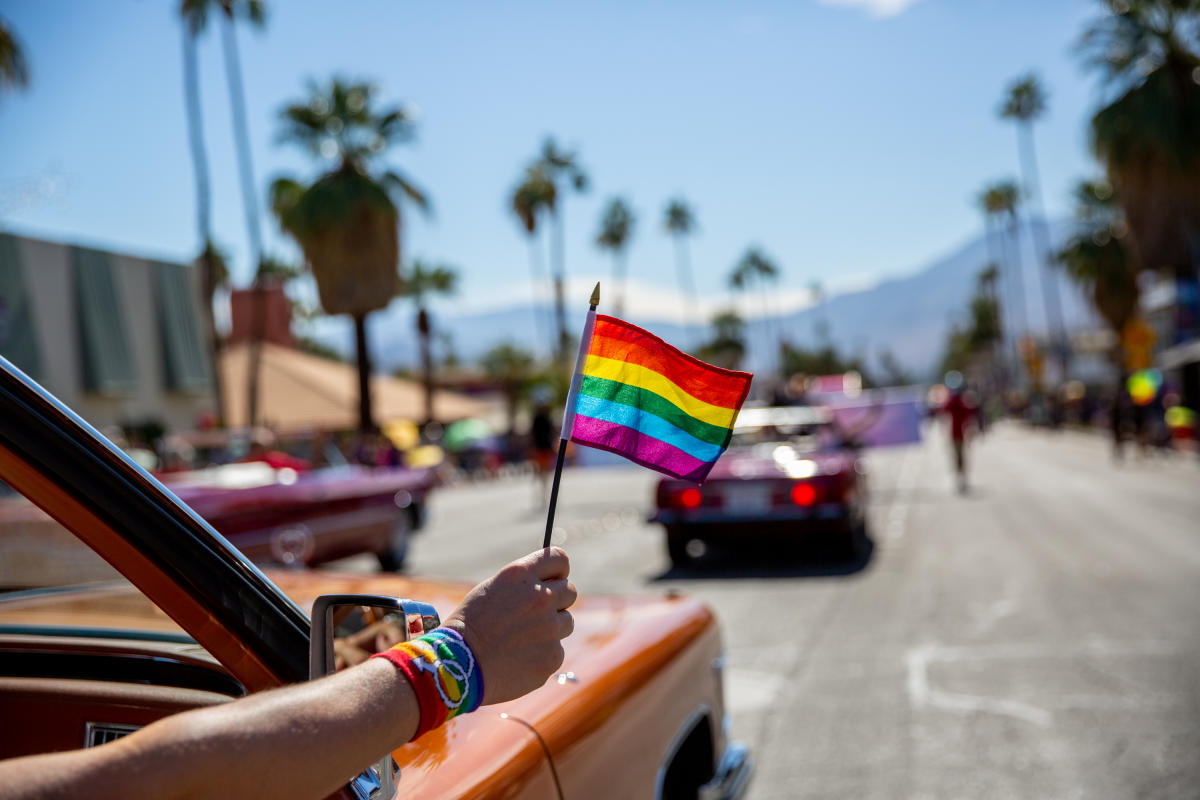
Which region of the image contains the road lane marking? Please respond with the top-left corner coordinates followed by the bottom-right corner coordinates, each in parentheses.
top-left (968, 579), bottom-right (1020, 637)
top-left (903, 639), bottom-right (1200, 728)
top-left (905, 644), bottom-right (1053, 727)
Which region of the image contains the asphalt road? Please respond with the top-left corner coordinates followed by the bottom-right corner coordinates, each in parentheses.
top-left (335, 423), bottom-right (1200, 799)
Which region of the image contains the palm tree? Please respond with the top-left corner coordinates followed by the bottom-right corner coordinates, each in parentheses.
top-left (595, 197), bottom-right (635, 316)
top-left (270, 77), bottom-right (430, 431)
top-left (979, 184), bottom-right (1019, 382)
top-left (180, 0), bottom-right (269, 421)
top-left (1057, 179), bottom-right (1141, 346)
top-left (1000, 73), bottom-right (1069, 378)
top-left (401, 261), bottom-right (458, 426)
top-left (664, 198), bottom-right (699, 339)
top-left (533, 138), bottom-right (587, 365)
top-left (0, 15), bottom-right (30, 96)
top-left (698, 310), bottom-right (747, 370)
top-left (981, 181), bottom-right (1029, 346)
top-left (178, 2), bottom-right (225, 423)
top-left (729, 247), bottom-right (781, 368)
top-left (1079, 0), bottom-right (1200, 289)
top-left (511, 164), bottom-right (557, 358)
top-left (482, 342), bottom-right (535, 436)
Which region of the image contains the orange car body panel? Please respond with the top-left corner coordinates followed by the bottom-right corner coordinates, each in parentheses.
top-left (0, 525), bottom-right (725, 799)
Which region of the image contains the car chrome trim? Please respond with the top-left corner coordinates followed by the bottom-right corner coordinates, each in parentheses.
top-left (653, 703), bottom-right (711, 800)
top-left (656, 504), bottom-right (852, 525)
top-left (84, 722), bottom-right (141, 748)
top-left (0, 356), bottom-right (310, 682)
top-left (0, 624), bottom-right (197, 645)
top-left (699, 741), bottom-right (753, 800)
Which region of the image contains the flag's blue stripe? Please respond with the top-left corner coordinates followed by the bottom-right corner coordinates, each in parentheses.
top-left (573, 394), bottom-right (724, 463)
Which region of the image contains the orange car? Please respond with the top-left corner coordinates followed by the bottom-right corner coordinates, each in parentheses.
top-left (0, 358), bottom-right (751, 800)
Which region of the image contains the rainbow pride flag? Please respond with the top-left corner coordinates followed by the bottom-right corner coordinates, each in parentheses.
top-left (563, 314), bottom-right (752, 483)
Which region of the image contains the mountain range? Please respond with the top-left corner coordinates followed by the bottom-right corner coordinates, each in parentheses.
top-left (307, 218), bottom-right (1095, 381)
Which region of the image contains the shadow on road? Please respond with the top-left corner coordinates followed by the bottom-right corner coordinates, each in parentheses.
top-left (647, 537), bottom-right (876, 582)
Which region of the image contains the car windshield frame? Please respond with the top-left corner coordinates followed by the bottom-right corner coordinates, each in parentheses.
top-left (0, 355), bottom-right (311, 684)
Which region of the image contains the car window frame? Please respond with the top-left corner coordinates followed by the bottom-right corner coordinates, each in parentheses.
top-left (0, 356), bottom-right (310, 691)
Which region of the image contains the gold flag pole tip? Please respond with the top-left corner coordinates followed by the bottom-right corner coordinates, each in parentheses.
top-left (590, 282), bottom-right (600, 308)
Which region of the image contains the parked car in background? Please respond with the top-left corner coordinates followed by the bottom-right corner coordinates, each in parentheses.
top-left (0, 357), bottom-right (751, 799)
top-left (161, 461), bottom-right (435, 571)
top-left (652, 405), bottom-right (869, 567)
top-left (153, 427), bottom-right (439, 571)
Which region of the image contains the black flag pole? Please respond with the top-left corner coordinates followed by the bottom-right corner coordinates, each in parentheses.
top-left (543, 282), bottom-right (600, 549)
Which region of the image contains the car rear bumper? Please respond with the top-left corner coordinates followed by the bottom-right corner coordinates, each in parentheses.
top-left (653, 503), bottom-right (852, 526)
top-left (700, 741), bottom-right (753, 800)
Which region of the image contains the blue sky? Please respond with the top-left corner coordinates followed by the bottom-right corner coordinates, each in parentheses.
top-left (1, 0), bottom-right (1105, 321)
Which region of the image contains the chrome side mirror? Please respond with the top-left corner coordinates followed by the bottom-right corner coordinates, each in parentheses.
top-left (309, 595), bottom-right (440, 800)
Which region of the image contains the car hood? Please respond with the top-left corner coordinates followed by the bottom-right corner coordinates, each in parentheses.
top-left (278, 570), bottom-right (716, 797)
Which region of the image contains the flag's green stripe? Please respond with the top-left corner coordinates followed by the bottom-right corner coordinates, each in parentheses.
top-left (579, 375), bottom-right (731, 447)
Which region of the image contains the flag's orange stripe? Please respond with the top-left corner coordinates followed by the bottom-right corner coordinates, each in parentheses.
top-left (588, 316), bottom-right (750, 410)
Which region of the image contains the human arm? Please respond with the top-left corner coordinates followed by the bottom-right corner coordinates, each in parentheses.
top-left (0, 547), bottom-right (577, 800)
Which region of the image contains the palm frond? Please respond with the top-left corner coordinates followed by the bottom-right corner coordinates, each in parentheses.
top-left (0, 18), bottom-right (29, 91)
top-left (664, 198), bottom-right (696, 234)
top-left (382, 170), bottom-right (431, 215)
top-left (596, 197), bottom-right (635, 251)
top-left (999, 73), bottom-right (1047, 122)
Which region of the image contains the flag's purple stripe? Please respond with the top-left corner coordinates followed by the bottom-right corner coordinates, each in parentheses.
top-left (572, 414), bottom-right (715, 483)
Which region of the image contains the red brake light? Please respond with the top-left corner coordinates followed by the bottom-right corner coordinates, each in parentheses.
top-left (790, 482), bottom-right (817, 507)
top-left (679, 487), bottom-right (703, 509)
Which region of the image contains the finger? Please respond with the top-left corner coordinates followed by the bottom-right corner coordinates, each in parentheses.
top-left (543, 578), bottom-right (577, 611)
top-left (556, 609), bottom-right (574, 639)
top-left (528, 546), bottom-right (570, 580)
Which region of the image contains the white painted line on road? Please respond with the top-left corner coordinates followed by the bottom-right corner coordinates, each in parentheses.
top-left (968, 579), bottom-right (1020, 637)
top-left (905, 644), bottom-right (1053, 727)
top-left (903, 638), bottom-right (1200, 727)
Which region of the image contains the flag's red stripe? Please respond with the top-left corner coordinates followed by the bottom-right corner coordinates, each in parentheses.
top-left (588, 315), bottom-right (752, 410)
top-left (572, 414), bottom-right (716, 483)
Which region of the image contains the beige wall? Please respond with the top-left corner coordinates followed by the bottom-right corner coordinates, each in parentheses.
top-left (16, 235), bottom-right (215, 433)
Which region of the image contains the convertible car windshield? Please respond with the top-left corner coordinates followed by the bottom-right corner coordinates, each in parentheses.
top-left (0, 479), bottom-right (193, 642)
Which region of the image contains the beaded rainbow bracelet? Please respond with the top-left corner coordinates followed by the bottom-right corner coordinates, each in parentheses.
top-left (370, 627), bottom-right (484, 739)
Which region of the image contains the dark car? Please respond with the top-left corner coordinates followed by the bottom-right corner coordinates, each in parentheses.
top-left (652, 406), bottom-right (869, 566)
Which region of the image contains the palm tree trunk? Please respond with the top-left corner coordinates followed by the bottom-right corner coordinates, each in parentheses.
top-left (613, 251), bottom-right (627, 317)
top-left (418, 307), bottom-right (434, 426)
top-left (551, 205), bottom-right (568, 367)
top-left (181, 23), bottom-right (225, 425)
top-left (672, 235), bottom-right (698, 345)
top-left (526, 232), bottom-right (548, 359)
top-left (352, 312), bottom-right (374, 432)
top-left (982, 221), bottom-right (1011, 390)
top-left (758, 279), bottom-right (776, 373)
top-left (218, 15), bottom-right (264, 266)
top-left (245, 282), bottom-right (267, 425)
top-left (219, 14), bottom-right (268, 425)
top-left (1004, 216), bottom-right (1030, 336)
top-left (1001, 216), bottom-right (1029, 385)
top-left (1018, 123), bottom-right (1069, 380)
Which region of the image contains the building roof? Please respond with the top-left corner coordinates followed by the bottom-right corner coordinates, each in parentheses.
top-left (220, 342), bottom-right (499, 430)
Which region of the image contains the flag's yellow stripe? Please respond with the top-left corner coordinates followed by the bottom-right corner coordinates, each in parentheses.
top-left (582, 354), bottom-right (738, 429)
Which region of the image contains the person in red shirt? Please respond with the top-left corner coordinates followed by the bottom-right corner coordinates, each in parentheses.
top-left (937, 373), bottom-right (979, 493)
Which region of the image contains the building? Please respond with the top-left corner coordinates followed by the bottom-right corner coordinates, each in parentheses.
top-left (0, 233), bottom-right (216, 433)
